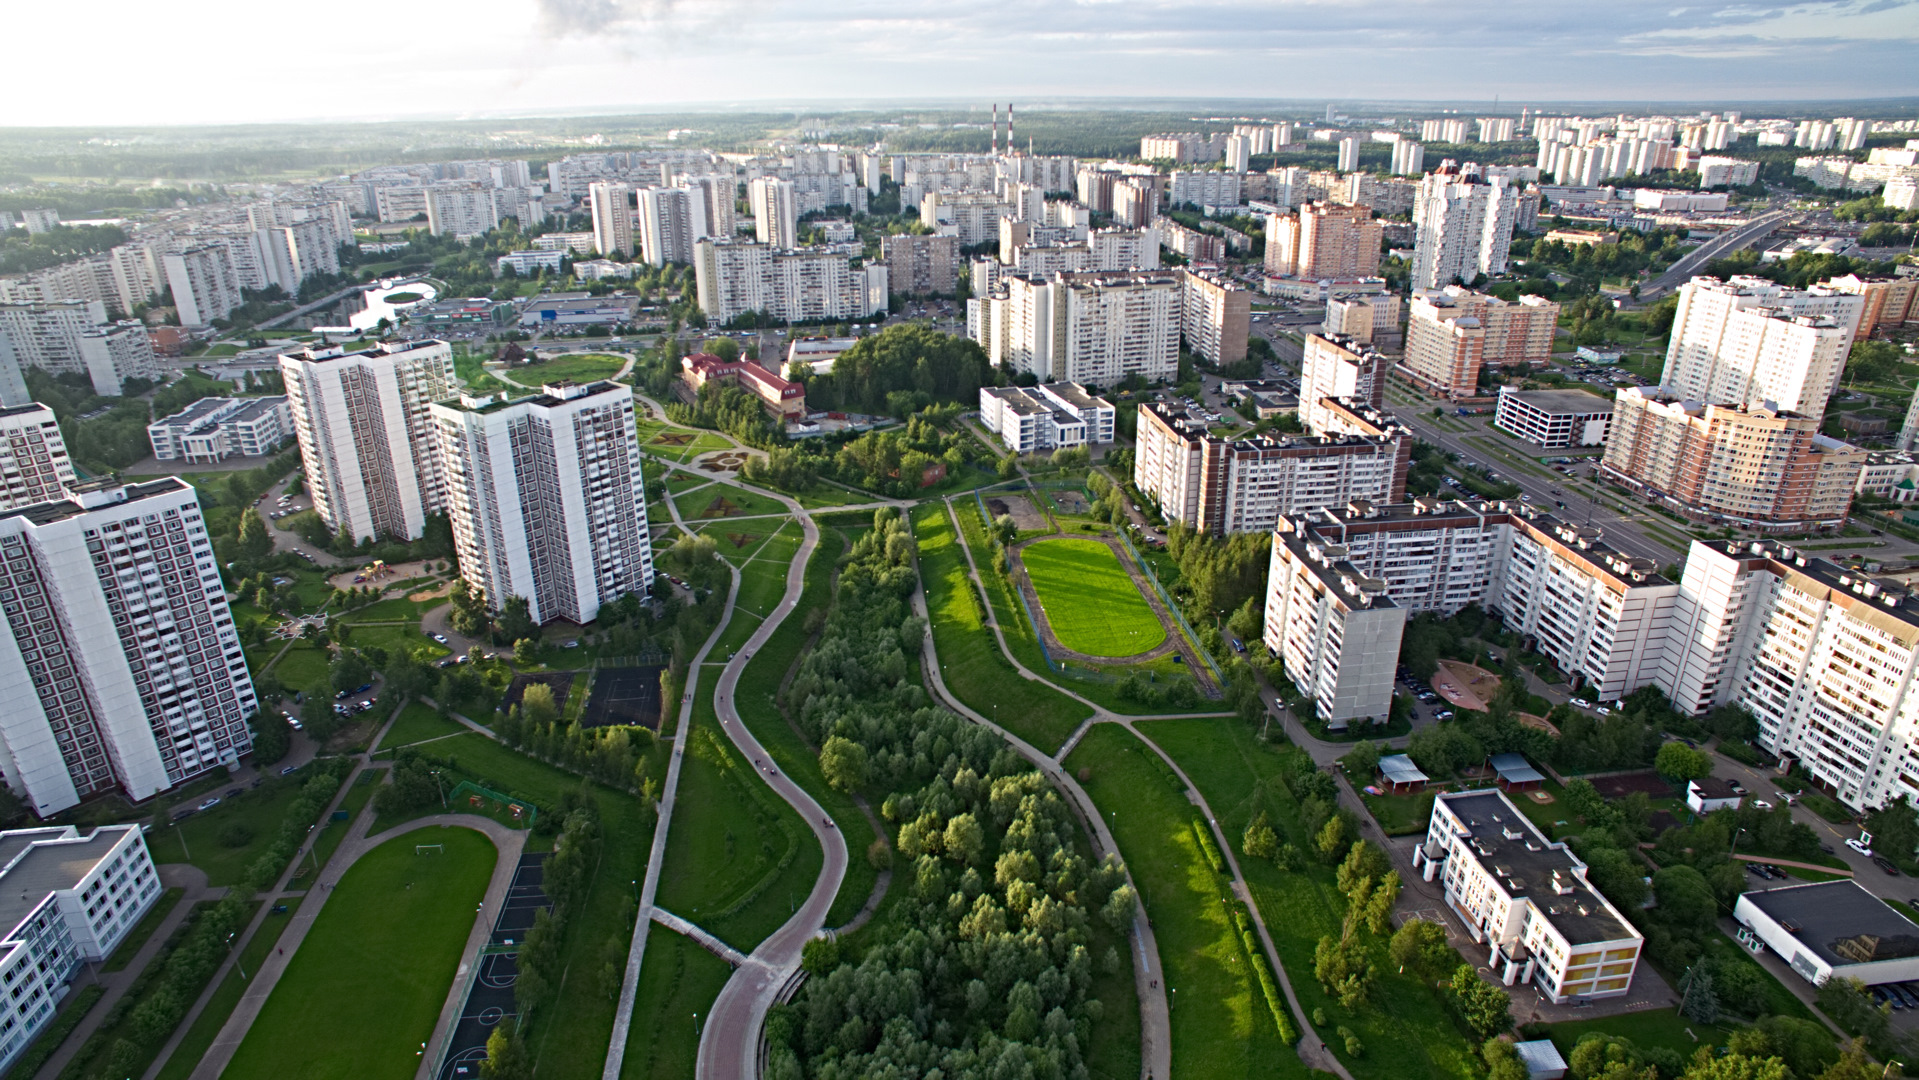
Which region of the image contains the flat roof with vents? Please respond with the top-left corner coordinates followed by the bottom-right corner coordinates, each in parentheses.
top-left (1740, 880), bottom-right (1919, 969)
top-left (1435, 790), bottom-right (1637, 946)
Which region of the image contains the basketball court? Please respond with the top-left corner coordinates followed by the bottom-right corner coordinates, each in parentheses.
top-left (581, 665), bottom-right (665, 730)
top-left (436, 854), bottom-right (551, 1080)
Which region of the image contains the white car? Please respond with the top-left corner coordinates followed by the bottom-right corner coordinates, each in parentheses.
top-left (1570, 698), bottom-right (1592, 709)
top-left (1751, 799), bottom-right (1772, 810)
top-left (1595, 706), bottom-right (1611, 716)
top-left (1847, 837), bottom-right (1874, 857)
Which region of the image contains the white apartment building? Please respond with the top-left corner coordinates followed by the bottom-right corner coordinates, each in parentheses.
top-left (979, 271), bottom-right (1180, 386)
top-left (922, 192), bottom-right (1013, 247)
top-left (432, 381), bottom-right (653, 626)
top-left (1089, 228), bottom-right (1161, 272)
top-left (77, 323), bottom-right (159, 397)
top-left (495, 250), bottom-right (566, 277)
top-left (0, 825), bottom-right (162, 1073)
top-left (1264, 529), bottom-right (1404, 723)
top-left (1494, 388), bottom-right (1613, 448)
top-left (1412, 166), bottom-right (1521, 290)
top-left (0, 303), bottom-right (155, 397)
top-left (279, 339), bottom-right (457, 543)
top-left (1301, 333), bottom-right (1388, 435)
top-left (1660, 277), bottom-right (1863, 421)
top-left (1415, 790), bottom-right (1643, 1002)
top-left (588, 181), bottom-right (634, 257)
top-left (424, 184), bottom-right (500, 239)
top-left (162, 245), bottom-right (243, 327)
top-left (1286, 498), bottom-right (1507, 615)
top-left (147, 397), bottom-right (291, 463)
top-left (691, 240), bottom-right (885, 326)
top-left (637, 186), bottom-right (696, 266)
top-left (1168, 171), bottom-right (1242, 209)
top-left (0, 478), bottom-right (258, 815)
top-left (1136, 401), bottom-right (1409, 537)
top-left (750, 177), bottom-right (800, 250)
top-left (1392, 139), bottom-right (1426, 176)
top-left (977, 383), bottom-right (1115, 454)
top-left (1658, 539), bottom-right (1919, 811)
top-left (1698, 157), bottom-right (1761, 188)
top-left (679, 175), bottom-right (738, 239)
top-left (374, 184), bottom-right (429, 223)
top-left (0, 405), bottom-right (74, 511)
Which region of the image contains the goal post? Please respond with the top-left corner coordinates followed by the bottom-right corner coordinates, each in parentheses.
top-left (416, 844), bottom-right (444, 855)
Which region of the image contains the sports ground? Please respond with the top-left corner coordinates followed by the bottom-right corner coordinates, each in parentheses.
top-left (1021, 538), bottom-right (1168, 658)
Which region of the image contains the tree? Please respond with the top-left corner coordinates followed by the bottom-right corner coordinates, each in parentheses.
top-left (329, 650), bottom-right (372, 693)
top-left (1389, 918), bottom-right (1451, 976)
top-left (479, 1027), bottom-right (531, 1080)
top-left (819, 736), bottom-right (869, 792)
top-left (1484, 1039), bottom-right (1530, 1080)
top-left (448, 580), bottom-right (490, 637)
top-left (236, 509), bottom-right (274, 559)
top-left (1654, 741), bottom-right (1711, 783)
top-left (1314, 814), bottom-right (1351, 863)
top-left (1449, 964), bottom-right (1512, 1037)
top-left (301, 683), bottom-right (336, 740)
top-left (1865, 802), bottom-right (1919, 867)
top-left (1846, 339), bottom-right (1902, 387)
top-left (1242, 812), bottom-right (1280, 861)
top-left (705, 336), bottom-right (740, 363)
top-left (251, 711), bottom-right (292, 765)
top-left (942, 812), bottom-right (984, 865)
top-left (497, 596), bottom-right (537, 646)
top-left (1814, 1040), bottom-right (1887, 1080)
top-left (1346, 740), bottom-right (1382, 777)
top-left (520, 682), bottom-right (559, 727)
top-left (514, 637), bottom-right (538, 666)
top-left (1815, 977), bottom-right (1890, 1049)
top-left (1313, 932), bottom-right (1374, 1008)
top-left (1680, 1048), bottom-right (1789, 1080)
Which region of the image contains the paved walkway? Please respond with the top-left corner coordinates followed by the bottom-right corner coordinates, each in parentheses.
top-left (31, 867), bottom-right (226, 1080)
top-left (697, 496), bottom-right (844, 1080)
top-left (652, 909), bottom-right (747, 967)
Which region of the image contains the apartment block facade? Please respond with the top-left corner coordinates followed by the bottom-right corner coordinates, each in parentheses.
top-left (1301, 333), bottom-right (1388, 436)
top-left (588, 181), bottom-right (634, 257)
top-left (279, 339), bottom-right (457, 543)
top-left (0, 406), bottom-right (74, 511)
top-left (0, 478), bottom-right (257, 816)
top-left (1265, 202), bottom-right (1382, 280)
top-left (882, 233), bottom-right (959, 297)
top-left (1264, 529), bottom-right (1404, 723)
top-left (147, 397), bottom-right (292, 463)
top-left (1660, 277), bottom-right (1863, 421)
top-left (978, 383), bottom-right (1116, 454)
top-left (432, 381), bottom-right (653, 626)
top-left (691, 240), bottom-right (885, 326)
top-left (1403, 288), bottom-right (1560, 398)
top-left (1176, 268), bottom-right (1251, 366)
top-left (1411, 166), bottom-right (1520, 290)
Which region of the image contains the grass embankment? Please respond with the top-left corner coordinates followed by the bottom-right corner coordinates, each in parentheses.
top-left (1021, 537), bottom-right (1169, 657)
top-left (1065, 724), bottom-right (1307, 1080)
top-left (619, 934), bottom-right (735, 1080)
top-left (1143, 717), bottom-right (1484, 1080)
top-left (221, 831), bottom-right (495, 1080)
top-left (151, 897), bottom-right (308, 1080)
top-left (911, 503), bottom-right (1090, 755)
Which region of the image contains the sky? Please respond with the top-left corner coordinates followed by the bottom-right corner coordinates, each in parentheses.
top-left (7, 0), bottom-right (1919, 127)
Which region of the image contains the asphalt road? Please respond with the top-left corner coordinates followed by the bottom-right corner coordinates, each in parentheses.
top-left (697, 501), bottom-right (847, 1080)
top-left (1639, 210), bottom-right (1790, 300)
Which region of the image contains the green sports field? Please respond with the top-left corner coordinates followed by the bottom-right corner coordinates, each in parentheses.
top-left (220, 828), bottom-right (496, 1080)
top-left (1021, 538), bottom-right (1168, 657)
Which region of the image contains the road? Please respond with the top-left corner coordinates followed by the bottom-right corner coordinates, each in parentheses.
top-left (697, 497), bottom-right (847, 1080)
top-left (1639, 210), bottom-right (1790, 300)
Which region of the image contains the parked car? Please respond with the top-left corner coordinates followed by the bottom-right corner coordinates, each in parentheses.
top-left (432, 633), bottom-right (448, 644)
top-left (1434, 710), bottom-right (1455, 721)
top-left (198, 797), bottom-right (220, 811)
top-left (1752, 799), bottom-right (1772, 810)
top-left (1848, 837), bottom-right (1875, 857)
top-left (1875, 856), bottom-right (1902, 876)
top-left (1570, 698), bottom-right (1592, 708)
top-left (280, 766), bottom-right (297, 776)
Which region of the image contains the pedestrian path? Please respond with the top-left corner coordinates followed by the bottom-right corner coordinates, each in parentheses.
top-left (651, 909), bottom-right (746, 967)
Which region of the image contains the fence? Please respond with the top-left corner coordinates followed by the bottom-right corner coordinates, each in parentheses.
top-left (1114, 529), bottom-right (1229, 690)
top-left (446, 780), bottom-right (538, 829)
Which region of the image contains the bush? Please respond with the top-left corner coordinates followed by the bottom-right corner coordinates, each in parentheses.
top-left (217, 823), bottom-right (255, 848)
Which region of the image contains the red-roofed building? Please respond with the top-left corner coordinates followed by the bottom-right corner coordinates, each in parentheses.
top-left (681, 352), bottom-right (807, 418)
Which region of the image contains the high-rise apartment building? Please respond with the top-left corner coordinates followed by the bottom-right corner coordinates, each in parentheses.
top-left (1113, 180), bottom-right (1155, 228)
top-left (1134, 401), bottom-right (1408, 536)
top-left (423, 184), bottom-right (499, 239)
top-left (749, 177), bottom-right (800, 250)
top-left (1411, 165), bottom-right (1520, 289)
top-left (1390, 138), bottom-right (1425, 176)
top-left (1300, 333), bottom-right (1387, 434)
top-left (0, 405), bottom-right (74, 510)
top-left (278, 339), bottom-right (457, 543)
top-left (162, 246), bottom-right (242, 327)
top-left (1264, 530), bottom-right (1403, 723)
top-left (588, 181), bottom-right (634, 257)
top-left (1822, 273), bottom-right (1917, 342)
top-left (636, 187), bottom-right (695, 267)
top-left (980, 271), bottom-right (1180, 385)
top-left (0, 478), bottom-right (257, 816)
top-left (1659, 277), bottom-right (1862, 421)
top-left (679, 175), bottom-right (738, 239)
top-left (0, 303), bottom-right (155, 397)
top-left (1264, 202), bottom-right (1382, 280)
top-left (1476, 118), bottom-right (1517, 143)
top-left (881, 234), bottom-right (959, 297)
top-left (1337, 136), bottom-right (1361, 172)
top-left (1403, 288), bottom-right (1560, 398)
top-left (1088, 227), bottom-right (1160, 272)
top-left (432, 381), bottom-right (653, 626)
top-left (1697, 157), bottom-right (1760, 188)
top-left (1602, 389), bottom-right (1866, 531)
top-left (1422, 119), bottom-right (1470, 143)
top-left (1322, 295), bottom-right (1403, 349)
top-left (77, 323), bottom-right (160, 397)
top-left (691, 240), bottom-right (885, 326)
top-left (1176, 269), bottom-right (1251, 366)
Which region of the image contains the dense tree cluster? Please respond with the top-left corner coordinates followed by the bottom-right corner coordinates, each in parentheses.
top-left (668, 381), bottom-right (785, 448)
top-left (78, 890), bottom-right (257, 1079)
top-left (766, 510), bottom-right (1132, 1078)
top-left (497, 684), bottom-right (659, 797)
top-left (744, 406), bottom-right (988, 498)
top-left (794, 326), bottom-right (994, 415)
top-left (240, 762), bottom-right (353, 890)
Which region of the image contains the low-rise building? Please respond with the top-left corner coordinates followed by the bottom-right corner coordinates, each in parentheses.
top-left (519, 293), bottom-right (636, 329)
top-left (0, 825), bottom-right (162, 1073)
top-left (978, 383), bottom-right (1115, 454)
top-left (1494, 388), bottom-right (1613, 447)
top-left (681, 353), bottom-right (806, 418)
top-left (1685, 777), bottom-right (1743, 814)
top-left (1735, 880), bottom-right (1919, 986)
top-left (1414, 790), bottom-right (1643, 1002)
top-left (495, 249), bottom-right (566, 276)
top-left (147, 396), bottom-right (292, 463)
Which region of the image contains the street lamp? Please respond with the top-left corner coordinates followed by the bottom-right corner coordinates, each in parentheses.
top-left (227, 932), bottom-right (248, 980)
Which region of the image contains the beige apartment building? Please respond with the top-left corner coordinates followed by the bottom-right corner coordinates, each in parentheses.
top-left (1265, 202), bottom-right (1382, 280)
top-left (1824, 273), bottom-right (1919, 340)
top-left (1177, 268), bottom-right (1251, 365)
top-left (1602, 388), bottom-right (1866, 530)
top-left (1300, 333), bottom-right (1387, 435)
top-left (1402, 287), bottom-right (1559, 398)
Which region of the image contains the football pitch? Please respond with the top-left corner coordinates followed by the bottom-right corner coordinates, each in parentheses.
top-left (1022, 538), bottom-right (1168, 658)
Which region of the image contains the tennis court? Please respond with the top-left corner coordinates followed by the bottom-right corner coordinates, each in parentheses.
top-left (581, 664), bottom-right (665, 729)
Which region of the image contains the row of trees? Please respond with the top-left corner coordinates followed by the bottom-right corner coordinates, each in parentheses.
top-left (766, 510), bottom-right (1132, 1076)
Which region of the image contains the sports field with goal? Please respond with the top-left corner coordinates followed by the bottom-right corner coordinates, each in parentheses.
top-left (221, 828), bottom-right (496, 1080)
top-left (1021, 538), bottom-right (1168, 657)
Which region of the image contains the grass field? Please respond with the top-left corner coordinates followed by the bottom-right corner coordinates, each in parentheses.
top-left (1064, 724), bottom-right (1304, 1080)
top-left (1022, 538), bottom-right (1167, 657)
top-left (618, 932), bottom-right (734, 1080)
top-left (220, 829), bottom-right (496, 1080)
top-left (146, 770), bottom-right (338, 887)
top-left (911, 503), bottom-right (1090, 755)
top-left (520, 352), bottom-right (628, 385)
top-left (374, 702), bottom-right (470, 751)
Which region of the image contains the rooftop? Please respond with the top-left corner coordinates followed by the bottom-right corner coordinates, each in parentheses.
top-left (1, 477), bottom-right (190, 528)
top-left (0, 826), bottom-right (139, 939)
top-left (1498, 388), bottom-right (1615, 414)
top-left (1436, 789), bottom-right (1638, 946)
top-left (1276, 529), bottom-right (1397, 611)
top-left (1741, 880), bottom-right (1919, 967)
top-left (1698, 538), bottom-right (1919, 636)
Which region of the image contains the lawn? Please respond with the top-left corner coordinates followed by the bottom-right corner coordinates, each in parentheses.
top-left (519, 352), bottom-right (629, 385)
top-left (911, 502), bottom-right (1089, 755)
top-left (340, 621), bottom-right (448, 663)
top-left (220, 828), bottom-right (496, 1080)
top-left (153, 898), bottom-right (308, 1080)
top-left (268, 644), bottom-right (332, 692)
top-left (1021, 537), bottom-right (1168, 658)
top-left (147, 771), bottom-right (340, 887)
top-left (682, 483), bottom-right (788, 520)
top-left (1537, 1007), bottom-right (1730, 1061)
top-left (618, 932), bottom-right (735, 1080)
top-left (1143, 717), bottom-right (1485, 1080)
top-left (101, 886), bottom-right (184, 971)
top-left (453, 347), bottom-right (509, 394)
top-left (1064, 723), bottom-right (1304, 1080)
top-left (374, 702), bottom-right (470, 751)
